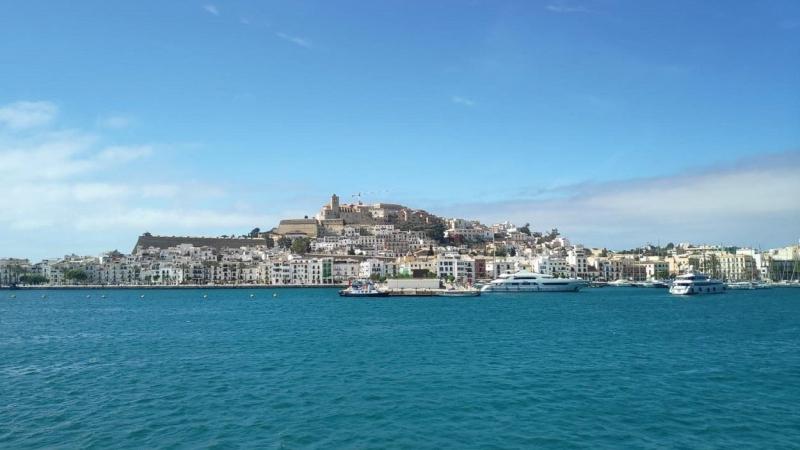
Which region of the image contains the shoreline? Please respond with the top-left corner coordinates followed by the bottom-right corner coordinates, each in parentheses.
top-left (1, 284), bottom-right (346, 290)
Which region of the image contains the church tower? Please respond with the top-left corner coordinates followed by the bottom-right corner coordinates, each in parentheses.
top-left (331, 194), bottom-right (340, 218)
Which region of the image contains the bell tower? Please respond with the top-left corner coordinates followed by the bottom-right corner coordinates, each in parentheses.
top-left (331, 194), bottom-right (340, 218)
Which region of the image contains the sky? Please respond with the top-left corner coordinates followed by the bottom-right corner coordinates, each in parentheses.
top-left (1, 0), bottom-right (798, 260)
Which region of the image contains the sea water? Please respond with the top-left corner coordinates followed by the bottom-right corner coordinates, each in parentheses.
top-left (1, 288), bottom-right (799, 448)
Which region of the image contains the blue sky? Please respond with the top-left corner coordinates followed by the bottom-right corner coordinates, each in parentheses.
top-left (1, 0), bottom-right (798, 259)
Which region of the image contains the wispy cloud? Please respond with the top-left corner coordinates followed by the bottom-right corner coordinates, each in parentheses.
top-left (545, 2), bottom-right (589, 13)
top-left (451, 96), bottom-right (476, 107)
top-left (96, 114), bottom-right (133, 130)
top-left (0, 99), bottom-right (277, 258)
top-left (0, 101), bottom-right (58, 129)
top-left (440, 151), bottom-right (800, 248)
top-left (203, 4), bottom-right (219, 16)
top-left (276, 32), bottom-right (312, 48)
top-left (73, 209), bottom-right (272, 232)
top-left (0, 133), bottom-right (152, 183)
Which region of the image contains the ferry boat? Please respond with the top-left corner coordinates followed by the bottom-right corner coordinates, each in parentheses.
top-left (669, 271), bottom-right (725, 295)
top-left (339, 280), bottom-right (389, 297)
top-left (481, 270), bottom-right (587, 293)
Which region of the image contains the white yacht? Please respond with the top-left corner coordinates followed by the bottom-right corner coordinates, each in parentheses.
top-left (669, 271), bottom-right (725, 295)
top-left (481, 270), bottom-right (587, 293)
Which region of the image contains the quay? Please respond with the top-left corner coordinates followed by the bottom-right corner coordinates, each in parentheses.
top-left (1, 284), bottom-right (346, 290)
top-left (385, 288), bottom-right (440, 297)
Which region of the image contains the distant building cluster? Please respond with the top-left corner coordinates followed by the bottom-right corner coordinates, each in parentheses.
top-left (2, 194), bottom-right (799, 287)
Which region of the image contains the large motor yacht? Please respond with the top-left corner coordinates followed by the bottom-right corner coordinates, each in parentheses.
top-left (481, 270), bottom-right (587, 293)
top-left (669, 271), bottom-right (725, 295)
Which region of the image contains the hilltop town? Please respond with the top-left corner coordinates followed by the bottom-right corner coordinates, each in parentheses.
top-left (2, 194), bottom-right (799, 287)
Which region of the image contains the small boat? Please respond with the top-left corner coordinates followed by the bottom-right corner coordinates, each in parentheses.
top-left (727, 281), bottom-right (771, 290)
top-left (637, 280), bottom-right (670, 288)
top-left (435, 289), bottom-right (481, 297)
top-left (669, 271), bottom-right (725, 295)
top-left (608, 279), bottom-right (636, 287)
top-left (726, 281), bottom-right (755, 290)
top-left (339, 280), bottom-right (389, 297)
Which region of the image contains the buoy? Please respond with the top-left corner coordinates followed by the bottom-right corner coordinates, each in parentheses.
top-left (250, 294), bottom-right (255, 298)
top-left (140, 294), bottom-right (145, 299)
top-left (272, 293), bottom-right (277, 298)
top-left (10, 294), bottom-right (16, 298)
top-left (202, 294), bottom-right (208, 299)
top-left (101, 294), bottom-right (106, 299)
top-left (86, 295), bottom-right (91, 299)
top-left (41, 294), bottom-right (47, 299)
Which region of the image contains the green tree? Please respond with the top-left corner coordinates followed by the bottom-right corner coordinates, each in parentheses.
top-left (347, 246), bottom-right (356, 255)
top-left (509, 247), bottom-right (517, 257)
top-left (19, 274), bottom-right (49, 285)
top-left (518, 223), bottom-right (531, 236)
top-left (277, 236), bottom-right (293, 249)
top-left (291, 237), bottom-right (311, 255)
top-left (249, 227), bottom-right (261, 237)
top-left (369, 273), bottom-right (386, 282)
top-left (427, 222), bottom-right (447, 243)
top-left (64, 269), bottom-right (89, 284)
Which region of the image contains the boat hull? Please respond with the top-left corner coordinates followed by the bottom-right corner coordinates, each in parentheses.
top-left (481, 282), bottom-right (585, 293)
top-left (339, 291), bottom-right (389, 297)
top-left (435, 290), bottom-right (481, 297)
top-left (669, 284), bottom-right (725, 295)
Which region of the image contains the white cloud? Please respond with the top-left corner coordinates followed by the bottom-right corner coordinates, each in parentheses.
top-left (203, 4), bottom-right (219, 16)
top-left (546, 3), bottom-right (589, 13)
top-left (0, 130), bottom-right (98, 181)
top-left (72, 209), bottom-right (273, 232)
top-left (97, 115), bottom-right (133, 129)
top-left (96, 145), bottom-right (153, 164)
top-left (451, 96), bottom-right (476, 107)
top-left (0, 99), bottom-right (277, 258)
top-left (0, 134), bottom-right (152, 183)
top-left (441, 151), bottom-right (800, 249)
top-left (276, 32), bottom-right (312, 48)
top-left (0, 101), bottom-right (58, 129)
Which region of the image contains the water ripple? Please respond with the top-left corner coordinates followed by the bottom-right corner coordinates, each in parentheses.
top-left (1, 288), bottom-right (799, 448)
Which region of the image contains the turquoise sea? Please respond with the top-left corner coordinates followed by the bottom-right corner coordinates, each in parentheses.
top-left (1, 288), bottom-right (799, 449)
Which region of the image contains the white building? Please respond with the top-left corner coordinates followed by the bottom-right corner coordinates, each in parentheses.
top-left (567, 247), bottom-right (588, 279)
top-left (359, 258), bottom-right (397, 279)
top-left (533, 255), bottom-right (570, 277)
top-left (436, 254), bottom-right (476, 283)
